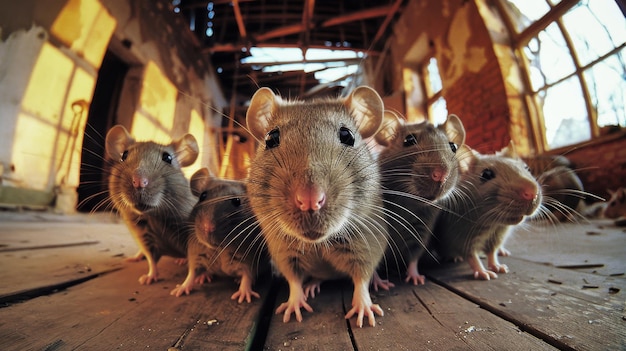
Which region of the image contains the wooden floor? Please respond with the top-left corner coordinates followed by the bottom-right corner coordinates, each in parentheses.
top-left (0, 210), bottom-right (624, 350)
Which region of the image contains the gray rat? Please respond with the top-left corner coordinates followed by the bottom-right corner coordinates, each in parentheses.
top-left (537, 165), bottom-right (585, 222)
top-left (433, 141), bottom-right (542, 280)
top-left (375, 112), bottom-right (466, 285)
top-left (170, 168), bottom-right (269, 303)
top-left (245, 86), bottom-right (387, 327)
top-left (105, 125), bottom-right (198, 284)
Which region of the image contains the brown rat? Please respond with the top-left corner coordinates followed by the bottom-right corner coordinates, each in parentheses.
top-left (170, 168), bottom-right (269, 302)
top-left (105, 125), bottom-right (198, 284)
top-left (536, 165), bottom-right (585, 222)
top-left (375, 112), bottom-right (466, 285)
top-left (245, 86), bottom-right (387, 327)
top-left (433, 142), bottom-right (542, 280)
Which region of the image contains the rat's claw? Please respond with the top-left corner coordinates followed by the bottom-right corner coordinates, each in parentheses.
top-left (489, 263), bottom-right (509, 274)
top-left (138, 272), bottom-right (158, 285)
top-left (275, 299), bottom-right (313, 323)
top-left (474, 269), bottom-right (497, 280)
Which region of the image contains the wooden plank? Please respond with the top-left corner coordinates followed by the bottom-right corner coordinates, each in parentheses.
top-left (347, 280), bottom-right (556, 350)
top-left (262, 279), bottom-right (355, 350)
top-left (506, 220), bottom-right (626, 276)
top-left (425, 257), bottom-right (626, 350)
top-left (0, 257), bottom-right (270, 350)
top-left (0, 221), bottom-right (137, 296)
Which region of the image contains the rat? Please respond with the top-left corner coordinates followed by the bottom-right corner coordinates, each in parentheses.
top-left (374, 112), bottom-right (466, 285)
top-left (432, 141), bottom-right (542, 280)
top-left (245, 86), bottom-right (388, 328)
top-left (170, 168), bottom-right (269, 303)
top-left (536, 165), bottom-right (585, 222)
top-left (105, 125), bottom-right (199, 285)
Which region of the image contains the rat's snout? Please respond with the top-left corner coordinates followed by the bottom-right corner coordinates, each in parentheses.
top-left (295, 185), bottom-right (326, 212)
top-left (431, 167), bottom-right (448, 183)
top-left (519, 183), bottom-right (538, 201)
top-left (132, 171), bottom-right (150, 189)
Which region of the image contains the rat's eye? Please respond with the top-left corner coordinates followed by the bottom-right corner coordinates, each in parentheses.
top-left (162, 152), bottom-right (173, 164)
top-left (480, 168), bottom-right (496, 182)
top-left (338, 126), bottom-right (355, 146)
top-left (449, 142), bottom-right (458, 153)
top-left (199, 191), bottom-right (208, 202)
top-left (231, 198), bottom-right (241, 207)
top-left (265, 128), bottom-right (280, 149)
top-left (120, 150), bottom-right (129, 162)
top-left (403, 134), bottom-right (417, 147)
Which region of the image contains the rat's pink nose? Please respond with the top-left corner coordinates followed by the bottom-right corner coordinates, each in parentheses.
top-left (295, 186), bottom-right (326, 211)
top-left (132, 173), bottom-right (149, 188)
top-left (431, 167), bottom-right (447, 182)
top-left (520, 186), bottom-right (537, 201)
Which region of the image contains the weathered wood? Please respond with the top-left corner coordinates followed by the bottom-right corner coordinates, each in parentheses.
top-left (425, 256), bottom-right (626, 351)
top-left (263, 279), bottom-right (355, 350)
top-left (506, 220), bottom-right (626, 276)
top-left (0, 257), bottom-right (270, 350)
top-left (0, 221), bottom-right (136, 296)
top-left (346, 280), bottom-right (556, 350)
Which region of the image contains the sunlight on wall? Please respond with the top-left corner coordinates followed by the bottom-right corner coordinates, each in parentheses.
top-left (51, 0), bottom-right (116, 69)
top-left (131, 61), bottom-right (177, 141)
top-left (14, 43), bottom-right (73, 190)
top-left (13, 42), bottom-right (97, 191)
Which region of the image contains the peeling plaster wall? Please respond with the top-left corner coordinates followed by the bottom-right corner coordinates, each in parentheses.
top-left (0, 0), bottom-right (225, 211)
top-left (388, 0), bottom-right (518, 154)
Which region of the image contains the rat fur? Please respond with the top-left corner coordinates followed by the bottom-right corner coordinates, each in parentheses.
top-left (245, 86), bottom-right (388, 327)
top-left (105, 125), bottom-right (198, 284)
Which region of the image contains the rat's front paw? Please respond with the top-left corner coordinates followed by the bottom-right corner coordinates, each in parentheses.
top-left (473, 269), bottom-right (498, 280)
top-left (275, 297), bottom-right (313, 323)
top-left (125, 250), bottom-right (144, 262)
top-left (194, 272), bottom-right (212, 285)
top-left (345, 301), bottom-right (383, 328)
top-left (170, 283), bottom-right (193, 297)
top-left (138, 272), bottom-right (158, 285)
top-left (371, 271), bottom-right (395, 292)
top-left (489, 263), bottom-right (509, 274)
top-left (173, 258), bottom-right (188, 266)
top-left (231, 288), bottom-right (260, 303)
top-left (498, 247), bottom-right (511, 257)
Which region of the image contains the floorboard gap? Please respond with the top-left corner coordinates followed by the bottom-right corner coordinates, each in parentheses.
top-left (0, 267), bottom-right (122, 307)
top-left (246, 277), bottom-right (281, 351)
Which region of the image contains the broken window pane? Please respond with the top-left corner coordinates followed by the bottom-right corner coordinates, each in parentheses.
top-left (503, 0), bottom-right (551, 33)
top-left (524, 23), bottom-right (576, 91)
top-left (541, 76), bottom-right (591, 149)
top-left (562, 0), bottom-right (626, 67)
top-left (585, 47), bottom-right (626, 128)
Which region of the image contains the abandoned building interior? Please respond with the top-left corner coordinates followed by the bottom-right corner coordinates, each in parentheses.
top-left (0, 0), bottom-right (625, 349)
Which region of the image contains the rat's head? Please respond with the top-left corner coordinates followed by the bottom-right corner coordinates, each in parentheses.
top-left (245, 86), bottom-right (384, 244)
top-left (604, 187), bottom-right (626, 219)
top-left (376, 112), bottom-right (466, 201)
top-left (105, 125), bottom-right (198, 214)
top-left (189, 168), bottom-right (253, 249)
top-left (458, 141), bottom-right (542, 225)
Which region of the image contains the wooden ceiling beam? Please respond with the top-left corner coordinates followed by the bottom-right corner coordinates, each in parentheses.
top-left (371, 0), bottom-right (403, 47)
top-left (232, 0), bottom-right (247, 39)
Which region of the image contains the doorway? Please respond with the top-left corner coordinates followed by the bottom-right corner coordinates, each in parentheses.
top-left (77, 50), bottom-right (129, 212)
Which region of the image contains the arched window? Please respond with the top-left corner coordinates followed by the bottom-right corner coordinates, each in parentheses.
top-left (498, 0), bottom-right (625, 151)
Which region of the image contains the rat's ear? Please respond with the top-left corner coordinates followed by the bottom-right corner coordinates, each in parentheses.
top-left (105, 125), bottom-right (134, 160)
top-left (246, 87), bottom-right (278, 140)
top-left (190, 167), bottom-right (212, 197)
top-left (441, 114), bottom-right (466, 147)
top-left (374, 110), bottom-right (403, 147)
top-left (172, 133), bottom-right (199, 167)
top-left (457, 144), bottom-right (477, 173)
top-left (498, 140), bottom-right (519, 159)
top-left (345, 86), bottom-right (383, 139)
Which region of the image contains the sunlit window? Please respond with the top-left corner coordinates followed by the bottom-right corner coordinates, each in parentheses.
top-left (403, 57), bottom-right (447, 125)
top-left (501, 0), bottom-right (626, 151)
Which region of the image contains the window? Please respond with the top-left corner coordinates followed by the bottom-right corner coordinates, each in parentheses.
top-left (403, 57), bottom-right (448, 124)
top-left (500, 0), bottom-right (626, 151)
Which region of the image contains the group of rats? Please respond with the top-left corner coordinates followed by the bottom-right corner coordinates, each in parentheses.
top-left (104, 85), bottom-right (590, 328)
